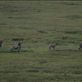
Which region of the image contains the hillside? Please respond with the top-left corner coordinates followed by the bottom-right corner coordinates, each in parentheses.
top-left (0, 1), bottom-right (82, 82)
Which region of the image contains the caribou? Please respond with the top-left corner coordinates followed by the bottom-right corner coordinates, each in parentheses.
top-left (0, 40), bottom-right (3, 48)
top-left (48, 42), bottom-right (57, 50)
top-left (78, 43), bottom-right (82, 50)
top-left (10, 38), bottom-right (24, 52)
top-left (11, 41), bottom-right (22, 52)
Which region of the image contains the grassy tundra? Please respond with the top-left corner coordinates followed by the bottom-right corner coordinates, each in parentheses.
top-left (0, 1), bottom-right (82, 82)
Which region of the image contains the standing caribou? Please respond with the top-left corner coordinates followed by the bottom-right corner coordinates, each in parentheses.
top-left (78, 43), bottom-right (82, 50)
top-left (48, 42), bottom-right (57, 50)
top-left (11, 41), bottom-right (22, 52)
top-left (11, 38), bottom-right (24, 52)
top-left (0, 40), bottom-right (3, 48)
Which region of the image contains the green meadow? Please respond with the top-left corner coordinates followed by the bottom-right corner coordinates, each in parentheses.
top-left (0, 1), bottom-right (82, 82)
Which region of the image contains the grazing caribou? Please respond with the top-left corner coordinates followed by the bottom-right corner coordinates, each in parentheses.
top-left (11, 41), bottom-right (22, 52)
top-left (0, 40), bottom-right (3, 47)
top-left (11, 38), bottom-right (24, 52)
top-left (78, 43), bottom-right (82, 50)
top-left (48, 42), bottom-right (57, 50)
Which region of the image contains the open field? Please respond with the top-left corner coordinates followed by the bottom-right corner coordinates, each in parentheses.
top-left (0, 1), bottom-right (82, 82)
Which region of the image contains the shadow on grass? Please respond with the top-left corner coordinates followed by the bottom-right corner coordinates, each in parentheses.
top-left (49, 49), bottom-right (82, 52)
top-left (0, 49), bottom-right (34, 53)
top-left (0, 49), bottom-right (81, 53)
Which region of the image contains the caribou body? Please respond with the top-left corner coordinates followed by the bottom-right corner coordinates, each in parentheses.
top-left (48, 42), bottom-right (57, 50)
top-left (0, 40), bottom-right (3, 47)
top-left (79, 43), bottom-right (82, 50)
top-left (11, 42), bottom-right (22, 52)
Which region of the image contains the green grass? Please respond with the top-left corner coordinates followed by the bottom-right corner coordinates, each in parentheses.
top-left (0, 1), bottom-right (82, 82)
